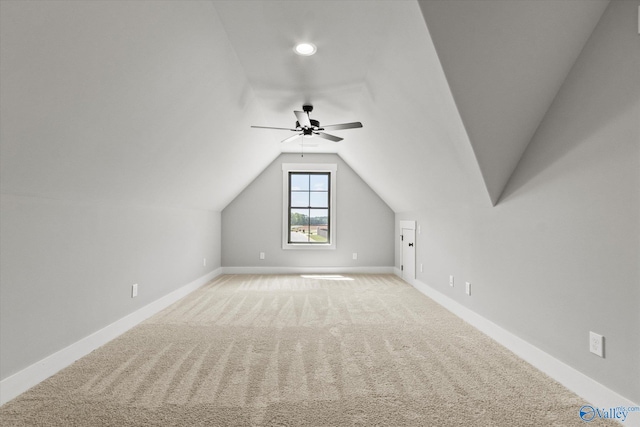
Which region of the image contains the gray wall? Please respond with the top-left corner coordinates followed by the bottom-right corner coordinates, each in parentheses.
top-left (0, 194), bottom-right (221, 380)
top-left (397, 0), bottom-right (639, 403)
top-left (222, 153), bottom-right (394, 269)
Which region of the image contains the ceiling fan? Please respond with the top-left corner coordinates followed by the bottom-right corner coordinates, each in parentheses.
top-left (251, 105), bottom-right (362, 143)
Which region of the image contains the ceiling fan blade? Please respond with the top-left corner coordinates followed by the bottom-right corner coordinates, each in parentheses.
top-left (251, 126), bottom-right (297, 131)
top-left (281, 133), bottom-right (303, 143)
top-left (294, 110), bottom-right (311, 128)
top-left (321, 122), bottom-right (363, 131)
top-left (314, 132), bottom-right (343, 142)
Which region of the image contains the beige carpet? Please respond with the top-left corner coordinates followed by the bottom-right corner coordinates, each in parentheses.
top-left (0, 274), bottom-right (616, 426)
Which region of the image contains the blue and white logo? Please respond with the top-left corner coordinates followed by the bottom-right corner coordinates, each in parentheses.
top-left (579, 405), bottom-right (597, 422)
top-left (579, 404), bottom-right (640, 423)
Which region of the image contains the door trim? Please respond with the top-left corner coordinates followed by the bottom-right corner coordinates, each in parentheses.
top-left (400, 220), bottom-right (416, 281)
top-left (399, 220), bottom-right (415, 230)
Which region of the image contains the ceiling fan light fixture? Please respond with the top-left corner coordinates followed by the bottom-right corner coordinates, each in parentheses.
top-left (294, 42), bottom-right (316, 56)
top-left (250, 105), bottom-right (362, 145)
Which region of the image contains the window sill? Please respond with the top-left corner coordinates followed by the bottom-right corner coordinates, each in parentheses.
top-left (282, 243), bottom-right (336, 250)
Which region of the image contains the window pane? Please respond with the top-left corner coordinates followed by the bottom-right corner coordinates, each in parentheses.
top-left (290, 174), bottom-right (309, 191)
top-left (310, 209), bottom-right (328, 224)
top-left (289, 209), bottom-right (310, 242)
top-left (290, 208), bottom-right (309, 226)
top-left (310, 191), bottom-right (328, 208)
top-left (291, 192), bottom-right (309, 207)
top-left (310, 209), bottom-right (329, 243)
top-left (310, 174), bottom-right (328, 191)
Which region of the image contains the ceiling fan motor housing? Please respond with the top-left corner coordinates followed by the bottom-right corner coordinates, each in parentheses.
top-left (296, 119), bottom-right (321, 134)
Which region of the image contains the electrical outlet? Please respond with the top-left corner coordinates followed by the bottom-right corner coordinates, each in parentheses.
top-left (418, 225), bottom-right (421, 234)
top-left (465, 282), bottom-right (471, 296)
top-left (589, 331), bottom-right (604, 357)
top-left (131, 283), bottom-right (138, 298)
top-left (203, 258), bottom-right (206, 266)
top-left (259, 252), bottom-right (265, 260)
top-left (420, 263), bottom-right (423, 272)
top-left (352, 252), bottom-right (358, 260)
top-left (449, 275), bottom-right (454, 287)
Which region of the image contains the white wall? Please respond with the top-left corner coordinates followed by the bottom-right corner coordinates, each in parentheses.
top-left (0, 194), bottom-right (221, 380)
top-left (222, 153), bottom-right (394, 270)
top-left (397, 0), bottom-right (639, 403)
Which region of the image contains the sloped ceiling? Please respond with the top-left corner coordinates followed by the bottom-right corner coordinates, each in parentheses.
top-left (0, 0), bottom-right (280, 211)
top-left (0, 0), bottom-right (609, 213)
top-left (418, 0), bottom-right (609, 205)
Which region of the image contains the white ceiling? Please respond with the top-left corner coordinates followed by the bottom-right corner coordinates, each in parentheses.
top-left (0, 0), bottom-right (609, 212)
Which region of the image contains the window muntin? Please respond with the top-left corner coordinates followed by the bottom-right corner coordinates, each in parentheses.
top-left (288, 172), bottom-right (330, 244)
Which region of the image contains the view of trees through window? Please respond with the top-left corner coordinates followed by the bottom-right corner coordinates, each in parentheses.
top-left (288, 172), bottom-right (330, 243)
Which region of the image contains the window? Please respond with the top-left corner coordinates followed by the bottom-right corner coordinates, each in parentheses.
top-left (282, 163), bottom-right (336, 249)
top-left (289, 172), bottom-right (330, 243)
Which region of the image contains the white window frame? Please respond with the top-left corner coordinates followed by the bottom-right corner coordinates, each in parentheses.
top-left (282, 163), bottom-right (337, 250)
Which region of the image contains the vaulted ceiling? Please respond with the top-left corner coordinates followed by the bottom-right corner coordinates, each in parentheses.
top-left (0, 0), bottom-right (609, 212)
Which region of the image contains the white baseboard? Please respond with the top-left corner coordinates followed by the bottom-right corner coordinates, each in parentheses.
top-left (222, 266), bottom-right (396, 275)
top-left (394, 269), bottom-right (639, 424)
top-left (0, 268), bottom-right (223, 406)
top-left (5, 267), bottom-right (636, 423)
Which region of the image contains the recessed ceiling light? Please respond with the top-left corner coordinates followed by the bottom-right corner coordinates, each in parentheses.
top-left (294, 42), bottom-right (317, 56)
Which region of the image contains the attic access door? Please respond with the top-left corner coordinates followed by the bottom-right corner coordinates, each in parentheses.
top-left (400, 220), bottom-right (416, 282)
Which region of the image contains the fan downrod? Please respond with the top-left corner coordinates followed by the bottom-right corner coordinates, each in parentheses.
top-left (302, 104), bottom-right (313, 113)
